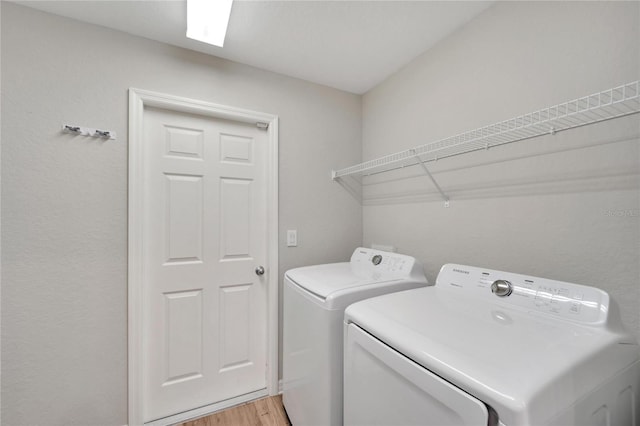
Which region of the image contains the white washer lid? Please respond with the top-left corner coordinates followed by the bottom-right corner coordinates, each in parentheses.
top-left (285, 262), bottom-right (394, 299)
top-left (345, 286), bottom-right (639, 425)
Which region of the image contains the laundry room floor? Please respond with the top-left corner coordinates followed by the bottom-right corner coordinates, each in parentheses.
top-left (181, 395), bottom-right (290, 426)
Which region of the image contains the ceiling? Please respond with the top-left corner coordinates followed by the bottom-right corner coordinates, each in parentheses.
top-left (15, 0), bottom-right (492, 94)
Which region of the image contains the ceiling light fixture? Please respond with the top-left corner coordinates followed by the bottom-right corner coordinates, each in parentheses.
top-left (186, 0), bottom-right (234, 48)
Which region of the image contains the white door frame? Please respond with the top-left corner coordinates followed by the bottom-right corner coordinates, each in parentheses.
top-left (127, 88), bottom-right (279, 426)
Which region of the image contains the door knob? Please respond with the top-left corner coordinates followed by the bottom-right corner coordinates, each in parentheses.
top-left (255, 266), bottom-right (265, 276)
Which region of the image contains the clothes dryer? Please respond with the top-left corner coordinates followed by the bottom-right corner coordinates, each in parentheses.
top-left (344, 264), bottom-right (640, 426)
top-left (282, 247), bottom-right (428, 426)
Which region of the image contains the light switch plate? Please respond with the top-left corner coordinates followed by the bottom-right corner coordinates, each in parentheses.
top-left (287, 230), bottom-right (297, 247)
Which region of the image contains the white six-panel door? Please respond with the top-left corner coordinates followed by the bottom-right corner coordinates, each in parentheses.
top-left (141, 106), bottom-right (269, 422)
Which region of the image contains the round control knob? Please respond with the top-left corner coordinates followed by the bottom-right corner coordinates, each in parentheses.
top-left (491, 279), bottom-right (513, 297)
top-left (371, 254), bottom-right (383, 265)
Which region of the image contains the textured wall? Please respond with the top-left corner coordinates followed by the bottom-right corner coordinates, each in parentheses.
top-left (362, 1), bottom-right (640, 339)
top-left (0, 3), bottom-right (362, 425)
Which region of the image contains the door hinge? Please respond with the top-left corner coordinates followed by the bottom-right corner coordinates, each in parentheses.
top-left (257, 122), bottom-right (269, 130)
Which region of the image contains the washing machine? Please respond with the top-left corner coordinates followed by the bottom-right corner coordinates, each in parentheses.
top-left (344, 263), bottom-right (640, 426)
top-left (282, 247), bottom-right (429, 426)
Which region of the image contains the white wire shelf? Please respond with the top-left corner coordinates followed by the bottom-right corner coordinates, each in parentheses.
top-left (332, 81), bottom-right (640, 181)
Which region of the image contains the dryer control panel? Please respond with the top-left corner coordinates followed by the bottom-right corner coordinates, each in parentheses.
top-left (436, 264), bottom-right (610, 325)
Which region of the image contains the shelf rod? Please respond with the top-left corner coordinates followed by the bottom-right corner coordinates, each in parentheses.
top-left (412, 150), bottom-right (449, 205)
top-left (335, 105), bottom-right (639, 179)
top-left (349, 106), bottom-right (639, 180)
top-left (332, 81), bottom-right (639, 180)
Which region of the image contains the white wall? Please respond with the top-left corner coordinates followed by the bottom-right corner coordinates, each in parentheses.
top-left (362, 1), bottom-right (640, 339)
top-left (0, 3), bottom-right (362, 425)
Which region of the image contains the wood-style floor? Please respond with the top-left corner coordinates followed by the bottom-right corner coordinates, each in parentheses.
top-left (181, 395), bottom-right (290, 426)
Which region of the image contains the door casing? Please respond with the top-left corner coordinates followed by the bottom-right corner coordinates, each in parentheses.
top-left (128, 88), bottom-right (279, 426)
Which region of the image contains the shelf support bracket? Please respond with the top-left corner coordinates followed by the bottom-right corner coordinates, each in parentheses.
top-left (412, 150), bottom-right (449, 207)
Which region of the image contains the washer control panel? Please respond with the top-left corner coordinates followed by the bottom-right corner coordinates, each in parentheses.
top-left (350, 248), bottom-right (427, 283)
top-left (436, 264), bottom-right (609, 325)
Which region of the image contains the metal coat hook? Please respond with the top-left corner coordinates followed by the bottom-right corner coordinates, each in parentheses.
top-left (64, 125), bottom-right (82, 133)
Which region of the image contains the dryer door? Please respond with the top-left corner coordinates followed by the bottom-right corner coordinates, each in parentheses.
top-left (344, 323), bottom-right (490, 426)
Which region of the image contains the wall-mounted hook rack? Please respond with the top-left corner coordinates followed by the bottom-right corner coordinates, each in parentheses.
top-left (62, 124), bottom-right (117, 140)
